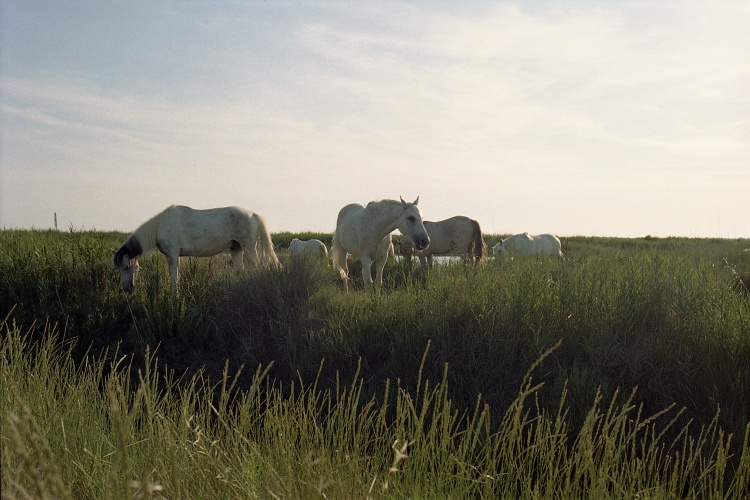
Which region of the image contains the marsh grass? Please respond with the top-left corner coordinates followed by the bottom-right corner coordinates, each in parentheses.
top-left (3, 321), bottom-right (749, 498)
top-left (1, 229), bottom-right (749, 496)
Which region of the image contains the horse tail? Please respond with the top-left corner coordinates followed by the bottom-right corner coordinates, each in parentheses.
top-left (331, 231), bottom-right (342, 268)
top-left (470, 219), bottom-right (485, 264)
top-left (253, 213), bottom-right (280, 267)
top-left (331, 232), bottom-right (349, 282)
top-left (553, 235), bottom-right (564, 260)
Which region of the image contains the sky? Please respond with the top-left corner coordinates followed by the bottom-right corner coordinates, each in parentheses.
top-left (1, 1), bottom-right (748, 238)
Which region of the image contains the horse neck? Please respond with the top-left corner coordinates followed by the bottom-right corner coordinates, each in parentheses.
top-left (366, 200), bottom-right (404, 236)
top-left (131, 214), bottom-right (161, 255)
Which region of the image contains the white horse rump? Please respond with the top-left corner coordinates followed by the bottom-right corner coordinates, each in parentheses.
top-left (332, 197), bottom-right (429, 291)
top-left (492, 233), bottom-right (563, 258)
top-left (289, 238), bottom-right (329, 259)
top-left (113, 205), bottom-right (280, 298)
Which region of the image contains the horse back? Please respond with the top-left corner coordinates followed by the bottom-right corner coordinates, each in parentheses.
top-left (505, 233), bottom-right (532, 253)
top-left (535, 234), bottom-right (562, 254)
top-left (164, 206), bottom-right (256, 256)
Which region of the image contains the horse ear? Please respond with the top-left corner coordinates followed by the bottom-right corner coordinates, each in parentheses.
top-left (400, 196), bottom-right (406, 206)
top-left (413, 196), bottom-right (419, 205)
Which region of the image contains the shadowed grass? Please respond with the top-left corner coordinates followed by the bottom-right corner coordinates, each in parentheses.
top-left (1, 230), bottom-right (749, 495)
top-left (3, 322), bottom-right (749, 497)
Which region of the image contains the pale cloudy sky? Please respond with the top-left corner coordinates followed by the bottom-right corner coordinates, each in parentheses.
top-left (1, 1), bottom-right (748, 237)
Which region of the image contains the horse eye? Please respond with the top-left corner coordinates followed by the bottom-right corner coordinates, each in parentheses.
top-left (408, 216), bottom-right (416, 223)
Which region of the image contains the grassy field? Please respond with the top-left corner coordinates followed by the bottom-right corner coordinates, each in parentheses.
top-left (2, 229), bottom-right (749, 497)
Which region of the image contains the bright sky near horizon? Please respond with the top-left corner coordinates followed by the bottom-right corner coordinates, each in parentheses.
top-left (1, 1), bottom-right (748, 238)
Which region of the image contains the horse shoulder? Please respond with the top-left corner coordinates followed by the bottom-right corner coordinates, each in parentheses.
top-left (515, 236), bottom-right (528, 253)
top-left (521, 234), bottom-right (540, 253)
top-left (152, 208), bottom-right (183, 253)
top-left (375, 236), bottom-right (393, 259)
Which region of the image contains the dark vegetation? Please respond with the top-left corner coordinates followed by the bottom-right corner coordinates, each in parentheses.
top-left (1, 228), bottom-right (749, 496)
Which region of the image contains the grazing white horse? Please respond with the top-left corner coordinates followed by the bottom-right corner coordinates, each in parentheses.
top-left (289, 238), bottom-right (328, 259)
top-left (113, 205), bottom-right (280, 298)
top-left (492, 233), bottom-right (563, 258)
top-left (399, 215), bottom-right (486, 267)
top-left (332, 197), bottom-right (430, 291)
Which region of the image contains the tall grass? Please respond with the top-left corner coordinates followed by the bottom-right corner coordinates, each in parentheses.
top-left (1, 229), bottom-right (749, 496)
top-left (3, 321), bottom-right (749, 497)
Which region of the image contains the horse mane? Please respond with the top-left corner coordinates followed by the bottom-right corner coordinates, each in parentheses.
top-left (126, 205), bottom-right (174, 257)
top-left (113, 236), bottom-right (142, 267)
top-left (365, 199), bottom-right (402, 214)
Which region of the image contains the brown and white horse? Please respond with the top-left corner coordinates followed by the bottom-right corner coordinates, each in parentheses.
top-left (399, 215), bottom-right (486, 267)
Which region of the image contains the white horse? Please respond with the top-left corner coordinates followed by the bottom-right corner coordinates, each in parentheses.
top-left (492, 233), bottom-right (563, 258)
top-left (113, 205), bottom-right (280, 298)
top-left (289, 238), bottom-right (328, 259)
top-left (399, 215), bottom-right (486, 267)
top-left (332, 197), bottom-right (430, 291)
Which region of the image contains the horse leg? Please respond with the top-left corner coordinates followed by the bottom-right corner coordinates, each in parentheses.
top-left (231, 247), bottom-right (244, 274)
top-left (374, 256), bottom-right (388, 290)
top-left (464, 241), bottom-right (473, 264)
top-left (230, 240), bottom-right (247, 271)
top-left (332, 243), bottom-right (350, 291)
top-left (167, 255), bottom-right (179, 299)
top-left (361, 256), bottom-right (374, 291)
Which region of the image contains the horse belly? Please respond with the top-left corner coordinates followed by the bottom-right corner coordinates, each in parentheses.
top-left (177, 225), bottom-right (235, 257)
top-left (514, 238), bottom-right (534, 255)
top-left (178, 240), bottom-right (232, 257)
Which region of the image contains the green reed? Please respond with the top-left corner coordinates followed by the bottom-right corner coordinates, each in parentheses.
top-left (1, 229), bottom-right (749, 496)
top-left (3, 320), bottom-right (748, 497)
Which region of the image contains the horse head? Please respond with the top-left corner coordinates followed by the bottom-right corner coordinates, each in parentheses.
top-left (396, 238), bottom-right (415, 258)
top-left (396, 197), bottom-right (430, 251)
top-left (492, 241), bottom-right (508, 256)
top-left (113, 248), bottom-right (140, 293)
